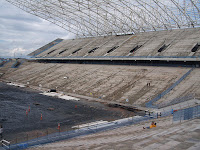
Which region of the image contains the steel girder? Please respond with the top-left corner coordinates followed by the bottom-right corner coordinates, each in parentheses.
top-left (5, 0), bottom-right (200, 37)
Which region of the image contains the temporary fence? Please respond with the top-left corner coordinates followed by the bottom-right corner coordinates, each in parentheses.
top-left (173, 105), bottom-right (200, 123)
top-left (157, 94), bottom-right (195, 108)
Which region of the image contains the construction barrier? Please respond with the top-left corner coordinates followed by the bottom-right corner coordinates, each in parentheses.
top-left (173, 105), bottom-right (200, 122)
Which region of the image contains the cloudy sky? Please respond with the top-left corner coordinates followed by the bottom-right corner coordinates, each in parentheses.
top-left (0, 0), bottom-right (75, 58)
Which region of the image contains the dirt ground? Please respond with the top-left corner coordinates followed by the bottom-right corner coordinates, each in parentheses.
top-left (0, 82), bottom-right (133, 144)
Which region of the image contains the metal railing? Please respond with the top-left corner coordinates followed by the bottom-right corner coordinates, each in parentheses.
top-left (33, 55), bottom-right (200, 59)
top-left (146, 68), bottom-right (194, 108)
top-left (173, 105), bottom-right (200, 123)
top-left (157, 94), bottom-right (195, 108)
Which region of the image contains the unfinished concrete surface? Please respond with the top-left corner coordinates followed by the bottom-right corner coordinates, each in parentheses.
top-left (30, 27), bottom-right (200, 58)
top-left (29, 117), bottom-right (200, 150)
top-left (156, 68), bottom-right (200, 105)
top-left (0, 61), bottom-right (198, 106)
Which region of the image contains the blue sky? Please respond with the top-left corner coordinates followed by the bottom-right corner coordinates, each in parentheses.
top-left (0, 0), bottom-right (75, 58)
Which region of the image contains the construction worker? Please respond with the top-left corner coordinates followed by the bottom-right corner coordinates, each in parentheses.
top-left (143, 121), bottom-right (156, 129)
top-left (150, 122), bottom-right (156, 128)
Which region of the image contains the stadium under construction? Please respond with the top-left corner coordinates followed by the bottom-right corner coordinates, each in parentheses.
top-left (1, 0), bottom-right (200, 149)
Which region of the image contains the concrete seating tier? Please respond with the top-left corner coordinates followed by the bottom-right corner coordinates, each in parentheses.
top-left (0, 62), bottom-right (195, 106)
top-left (32, 27), bottom-right (200, 58)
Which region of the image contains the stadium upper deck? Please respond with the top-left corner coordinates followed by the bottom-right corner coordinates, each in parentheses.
top-left (28, 27), bottom-right (200, 66)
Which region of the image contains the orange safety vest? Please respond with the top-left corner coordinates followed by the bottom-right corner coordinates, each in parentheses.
top-left (150, 124), bottom-right (156, 128)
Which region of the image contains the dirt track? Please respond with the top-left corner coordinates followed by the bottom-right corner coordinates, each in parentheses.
top-left (0, 82), bottom-right (131, 143)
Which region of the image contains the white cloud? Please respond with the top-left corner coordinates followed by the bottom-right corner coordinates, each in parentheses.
top-left (10, 48), bottom-right (30, 58)
top-left (0, 0), bottom-right (75, 58)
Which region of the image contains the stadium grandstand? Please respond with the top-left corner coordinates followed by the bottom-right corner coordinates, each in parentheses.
top-left (1, 0), bottom-right (200, 149)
